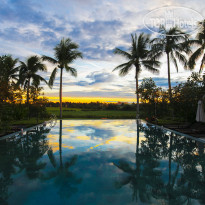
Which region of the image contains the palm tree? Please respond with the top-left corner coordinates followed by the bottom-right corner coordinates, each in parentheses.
top-left (113, 120), bottom-right (163, 203)
top-left (44, 120), bottom-right (82, 198)
top-left (113, 33), bottom-right (160, 118)
top-left (42, 38), bottom-right (83, 119)
top-left (151, 26), bottom-right (191, 99)
top-left (18, 56), bottom-right (47, 105)
top-left (0, 55), bottom-right (19, 83)
top-left (0, 55), bottom-right (19, 102)
top-left (188, 20), bottom-right (205, 73)
top-left (17, 126), bottom-right (50, 179)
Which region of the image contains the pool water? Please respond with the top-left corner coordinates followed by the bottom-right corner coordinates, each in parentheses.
top-left (0, 120), bottom-right (204, 205)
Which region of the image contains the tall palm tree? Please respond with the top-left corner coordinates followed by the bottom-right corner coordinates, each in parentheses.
top-left (188, 20), bottom-right (205, 73)
top-left (0, 55), bottom-right (19, 102)
top-left (42, 38), bottom-right (83, 119)
top-left (0, 55), bottom-right (19, 83)
top-left (113, 120), bottom-right (163, 203)
top-left (113, 33), bottom-right (160, 118)
top-left (18, 56), bottom-right (47, 105)
top-left (151, 26), bottom-right (191, 99)
top-left (44, 120), bottom-right (82, 198)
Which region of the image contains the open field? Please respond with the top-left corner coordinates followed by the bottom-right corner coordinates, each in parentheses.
top-left (46, 107), bottom-right (136, 119)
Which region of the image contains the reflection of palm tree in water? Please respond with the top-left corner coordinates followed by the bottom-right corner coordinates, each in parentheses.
top-left (140, 125), bottom-right (185, 204)
top-left (0, 139), bottom-right (19, 205)
top-left (45, 120), bottom-right (82, 198)
top-left (198, 142), bottom-right (205, 204)
top-left (173, 140), bottom-right (205, 205)
top-left (113, 120), bottom-right (163, 203)
top-left (142, 127), bottom-right (191, 204)
top-left (144, 127), bottom-right (204, 204)
top-left (0, 126), bottom-right (50, 204)
top-left (17, 126), bottom-right (50, 179)
top-left (113, 122), bottom-right (205, 204)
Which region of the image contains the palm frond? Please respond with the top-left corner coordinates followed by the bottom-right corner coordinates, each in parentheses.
top-left (199, 54), bottom-right (205, 73)
top-left (65, 65), bottom-right (77, 77)
top-left (188, 47), bottom-right (204, 69)
top-left (113, 61), bottom-right (133, 76)
top-left (68, 51), bottom-right (83, 63)
top-left (54, 38), bottom-right (82, 65)
top-left (143, 64), bottom-right (159, 74)
top-left (113, 160), bottom-right (134, 175)
top-left (47, 149), bottom-right (57, 168)
top-left (141, 59), bottom-right (160, 68)
top-left (113, 48), bottom-right (132, 59)
top-left (32, 74), bottom-right (47, 87)
top-left (49, 67), bottom-right (58, 88)
top-left (174, 51), bottom-right (188, 68)
top-left (119, 63), bottom-right (134, 76)
top-left (42, 55), bottom-right (58, 64)
top-left (170, 52), bottom-right (179, 72)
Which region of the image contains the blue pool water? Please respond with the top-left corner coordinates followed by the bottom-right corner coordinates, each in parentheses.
top-left (0, 120), bottom-right (204, 205)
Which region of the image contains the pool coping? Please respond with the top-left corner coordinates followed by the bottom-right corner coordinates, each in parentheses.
top-left (0, 119), bottom-right (205, 144)
top-left (0, 122), bottom-right (46, 141)
top-left (146, 121), bottom-right (205, 144)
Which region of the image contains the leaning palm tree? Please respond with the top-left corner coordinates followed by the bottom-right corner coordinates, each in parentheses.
top-left (188, 20), bottom-right (205, 73)
top-left (113, 33), bottom-right (160, 118)
top-left (42, 38), bottom-right (83, 119)
top-left (18, 56), bottom-right (47, 105)
top-left (151, 26), bottom-right (191, 99)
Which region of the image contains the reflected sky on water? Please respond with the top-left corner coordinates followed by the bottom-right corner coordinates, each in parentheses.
top-left (0, 120), bottom-right (204, 205)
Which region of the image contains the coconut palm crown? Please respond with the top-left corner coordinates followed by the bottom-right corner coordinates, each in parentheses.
top-left (42, 38), bottom-right (83, 118)
top-left (188, 20), bottom-right (205, 73)
top-left (0, 55), bottom-right (19, 83)
top-left (151, 26), bottom-right (191, 99)
top-left (18, 56), bottom-right (47, 106)
top-left (113, 33), bottom-right (160, 118)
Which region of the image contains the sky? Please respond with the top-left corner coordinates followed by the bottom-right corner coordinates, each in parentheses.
top-left (0, 0), bottom-right (205, 103)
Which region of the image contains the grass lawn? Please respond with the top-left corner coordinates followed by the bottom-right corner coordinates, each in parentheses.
top-left (11, 118), bottom-right (48, 126)
top-left (1, 107), bottom-right (189, 137)
top-left (46, 107), bottom-right (136, 119)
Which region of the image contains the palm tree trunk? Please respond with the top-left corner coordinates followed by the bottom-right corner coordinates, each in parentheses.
top-left (167, 133), bottom-right (173, 204)
top-left (136, 120), bottom-right (140, 154)
top-left (59, 120), bottom-right (63, 168)
top-left (136, 120), bottom-right (140, 201)
top-left (60, 68), bottom-right (63, 119)
top-left (27, 79), bottom-right (30, 119)
top-left (136, 68), bottom-right (139, 119)
top-left (168, 133), bottom-right (173, 187)
top-left (27, 79), bottom-right (30, 105)
top-left (167, 53), bottom-right (172, 100)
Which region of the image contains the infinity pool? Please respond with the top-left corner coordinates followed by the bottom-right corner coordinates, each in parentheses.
top-left (0, 120), bottom-right (204, 205)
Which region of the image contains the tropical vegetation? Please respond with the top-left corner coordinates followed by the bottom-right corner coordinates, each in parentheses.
top-left (42, 38), bottom-right (83, 118)
top-left (18, 56), bottom-right (47, 106)
top-left (150, 26), bottom-right (191, 99)
top-left (0, 21), bottom-right (205, 134)
top-left (113, 33), bottom-right (160, 118)
top-left (188, 20), bottom-right (205, 73)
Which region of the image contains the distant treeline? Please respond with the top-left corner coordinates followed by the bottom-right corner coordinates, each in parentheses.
top-left (46, 101), bottom-right (136, 111)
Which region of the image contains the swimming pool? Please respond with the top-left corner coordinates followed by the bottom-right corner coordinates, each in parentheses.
top-left (0, 120), bottom-right (204, 205)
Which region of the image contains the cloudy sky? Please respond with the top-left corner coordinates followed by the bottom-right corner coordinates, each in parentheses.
top-left (0, 0), bottom-right (204, 102)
